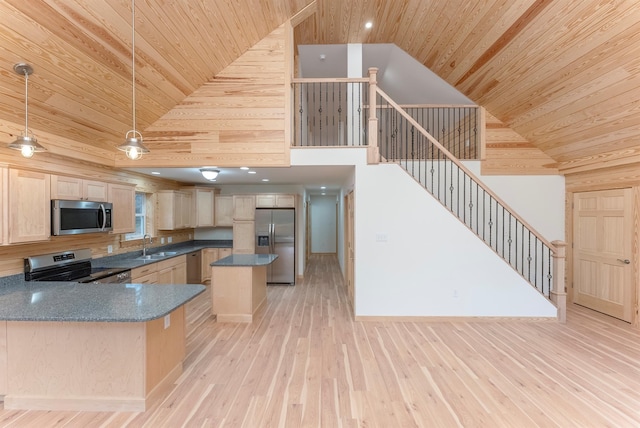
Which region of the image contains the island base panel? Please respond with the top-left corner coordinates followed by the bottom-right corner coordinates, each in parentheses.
top-left (4, 307), bottom-right (185, 411)
top-left (212, 265), bottom-right (267, 322)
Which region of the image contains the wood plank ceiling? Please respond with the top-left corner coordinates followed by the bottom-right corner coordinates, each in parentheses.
top-left (1, 0), bottom-right (639, 170)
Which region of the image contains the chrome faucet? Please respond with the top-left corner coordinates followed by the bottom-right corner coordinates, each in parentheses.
top-left (142, 234), bottom-right (152, 256)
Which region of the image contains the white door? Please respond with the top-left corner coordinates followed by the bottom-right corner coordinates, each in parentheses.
top-left (573, 189), bottom-right (634, 322)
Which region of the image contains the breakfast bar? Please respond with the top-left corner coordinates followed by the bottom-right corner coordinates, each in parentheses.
top-left (0, 278), bottom-right (205, 412)
top-left (211, 254), bottom-right (278, 322)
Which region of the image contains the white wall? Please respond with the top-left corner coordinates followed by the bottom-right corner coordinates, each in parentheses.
top-left (310, 195), bottom-right (338, 253)
top-left (462, 162), bottom-right (565, 242)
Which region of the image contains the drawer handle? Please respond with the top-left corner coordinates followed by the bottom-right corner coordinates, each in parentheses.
top-left (617, 259), bottom-right (631, 264)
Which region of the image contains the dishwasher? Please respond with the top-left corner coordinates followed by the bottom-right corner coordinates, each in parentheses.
top-left (186, 251), bottom-right (202, 284)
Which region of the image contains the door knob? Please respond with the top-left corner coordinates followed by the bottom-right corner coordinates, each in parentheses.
top-left (617, 259), bottom-right (631, 264)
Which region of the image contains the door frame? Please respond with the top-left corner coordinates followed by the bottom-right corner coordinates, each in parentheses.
top-left (566, 186), bottom-right (639, 327)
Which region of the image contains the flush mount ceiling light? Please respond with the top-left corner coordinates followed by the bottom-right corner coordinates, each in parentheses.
top-left (200, 168), bottom-right (220, 181)
top-left (8, 63), bottom-right (46, 158)
top-left (117, 0), bottom-right (149, 160)
top-left (365, 21), bottom-right (373, 29)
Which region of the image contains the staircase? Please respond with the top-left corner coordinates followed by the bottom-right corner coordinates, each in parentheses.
top-left (292, 70), bottom-right (566, 320)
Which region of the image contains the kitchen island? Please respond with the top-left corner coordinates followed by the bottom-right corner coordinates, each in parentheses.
top-left (0, 277), bottom-right (205, 412)
top-left (211, 254), bottom-right (278, 322)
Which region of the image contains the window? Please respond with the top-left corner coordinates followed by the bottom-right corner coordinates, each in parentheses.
top-left (125, 192), bottom-right (147, 240)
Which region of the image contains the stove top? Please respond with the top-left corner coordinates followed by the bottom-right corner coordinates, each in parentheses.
top-left (24, 249), bottom-right (129, 283)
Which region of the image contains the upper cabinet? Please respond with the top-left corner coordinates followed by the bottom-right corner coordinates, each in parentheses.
top-left (233, 195), bottom-right (255, 220)
top-left (108, 183), bottom-right (136, 234)
top-left (255, 194), bottom-right (295, 208)
top-left (193, 188), bottom-right (217, 228)
top-left (51, 175), bottom-right (108, 201)
top-left (158, 190), bottom-right (193, 230)
top-left (7, 169), bottom-right (51, 244)
top-left (214, 196), bottom-right (233, 227)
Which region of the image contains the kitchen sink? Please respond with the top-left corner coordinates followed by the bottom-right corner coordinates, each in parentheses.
top-left (135, 251), bottom-right (178, 261)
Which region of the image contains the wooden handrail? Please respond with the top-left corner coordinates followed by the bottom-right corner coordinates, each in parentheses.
top-left (291, 77), bottom-right (369, 84)
top-left (375, 86), bottom-right (557, 253)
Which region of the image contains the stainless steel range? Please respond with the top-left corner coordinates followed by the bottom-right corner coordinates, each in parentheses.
top-left (24, 249), bottom-right (131, 284)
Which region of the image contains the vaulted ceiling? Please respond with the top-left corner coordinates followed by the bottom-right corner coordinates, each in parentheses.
top-left (1, 0), bottom-right (639, 171)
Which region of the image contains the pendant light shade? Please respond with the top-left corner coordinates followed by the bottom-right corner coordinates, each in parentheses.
top-left (118, 0), bottom-right (149, 160)
top-left (8, 63), bottom-right (46, 158)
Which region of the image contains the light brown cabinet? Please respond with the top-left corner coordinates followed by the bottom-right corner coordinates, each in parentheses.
top-left (108, 183), bottom-right (136, 234)
top-left (201, 248), bottom-right (219, 282)
top-left (156, 255), bottom-right (187, 284)
top-left (7, 168), bottom-right (51, 244)
top-left (255, 194), bottom-right (295, 208)
top-left (219, 248), bottom-right (232, 259)
top-left (132, 255), bottom-right (186, 285)
top-left (193, 188), bottom-right (216, 227)
top-left (233, 195), bottom-right (255, 220)
top-left (214, 195), bottom-right (233, 226)
top-left (51, 175), bottom-right (108, 201)
top-left (158, 190), bottom-right (193, 230)
top-left (233, 221), bottom-right (255, 254)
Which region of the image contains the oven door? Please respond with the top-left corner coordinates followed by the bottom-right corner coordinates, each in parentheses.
top-left (52, 200), bottom-right (113, 235)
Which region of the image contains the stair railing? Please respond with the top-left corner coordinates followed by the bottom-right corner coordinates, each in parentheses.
top-left (375, 85), bottom-right (557, 298)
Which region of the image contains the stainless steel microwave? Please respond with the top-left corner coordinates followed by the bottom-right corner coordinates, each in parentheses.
top-left (51, 200), bottom-right (113, 235)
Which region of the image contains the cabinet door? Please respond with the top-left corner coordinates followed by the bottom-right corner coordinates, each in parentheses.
top-left (276, 194), bottom-right (295, 208)
top-left (157, 266), bottom-right (173, 284)
top-left (108, 183), bottom-right (136, 234)
top-left (8, 169), bottom-right (51, 243)
top-left (215, 196), bottom-right (233, 226)
top-left (51, 175), bottom-right (83, 200)
top-left (233, 195), bottom-right (255, 220)
top-left (180, 191), bottom-right (193, 228)
top-left (219, 248), bottom-right (232, 259)
top-left (83, 180), bottom-right (108, 201)
top-left (233, 220), bottom-right (255, 254)
top-left (194, 189), bottom-right (215, 227)
top-left (157, 191), bottom-right (176, 230)
top-left (173, 261), bottom-right (187, 284)
top-left (201, 248), bottom-right (218, 281)
top-left (255, 194), bottom-right (276, 208)
top-left (133, 272), bottom-right (158, 285)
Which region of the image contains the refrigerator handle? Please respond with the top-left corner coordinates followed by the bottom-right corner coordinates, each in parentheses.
top-left (270, 222), bottom-right (274, 253)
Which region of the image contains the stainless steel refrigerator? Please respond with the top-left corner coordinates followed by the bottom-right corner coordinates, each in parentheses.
top-left (255, 208), bottom-right (295, 285)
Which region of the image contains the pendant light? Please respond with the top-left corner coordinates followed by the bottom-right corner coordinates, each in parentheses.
top-left (8, 63), bottom-right (46, 158)
top-left (117, 0), bottom-right (149, 160)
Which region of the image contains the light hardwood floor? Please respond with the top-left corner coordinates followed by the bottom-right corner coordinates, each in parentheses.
top-left (2, 254), bottom-right (640, 427)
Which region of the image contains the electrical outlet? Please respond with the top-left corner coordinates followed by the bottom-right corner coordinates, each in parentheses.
top-left (161, 237), bottom-right (165, 244)
top-left (168, 237), bottom-right (172, 243)
top-left (164, 314), bottom-right (170, 329)
top-left (189, 233), bottom-right (192, 240)
top-left (375, 233), bottom-right (388, 242)
top-left (107, 245), bottom-right (113, 254)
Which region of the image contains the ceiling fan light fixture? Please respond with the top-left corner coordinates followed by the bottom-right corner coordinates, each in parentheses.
top-left (119, 0), bottom-right (149, 160)
top-left (200, 168), bottom-right (220, 181)
top-left (8, 63), bottom-right (46, 158)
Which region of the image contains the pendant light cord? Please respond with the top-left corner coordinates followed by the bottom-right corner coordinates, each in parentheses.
top-left (131, 0), bottom-right (136, 132)
top-left (24, 70), bottom-right (29, 135)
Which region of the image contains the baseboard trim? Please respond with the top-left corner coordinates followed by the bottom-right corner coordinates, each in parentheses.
top-left (354, 315), bottom-right (558, 323)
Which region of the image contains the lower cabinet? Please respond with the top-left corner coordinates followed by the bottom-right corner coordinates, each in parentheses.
top-left (201, 248), bottom-right (218, 282)
top-left (156, 256), bottom-right (187, 284)
top-left (131, 255), bottom-right (187, 285)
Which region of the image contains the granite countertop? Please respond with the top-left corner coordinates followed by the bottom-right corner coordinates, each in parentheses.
top-left (0, 239), bottom-right (230, 322)
top-left (94, 239), bottom-right (233, 269)
top-left (212, 254), bottom-right (278, 267)
top-left (0, 280), bottom-right (205, 322)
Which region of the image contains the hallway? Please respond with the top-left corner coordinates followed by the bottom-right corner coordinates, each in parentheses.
top-left (2, 254), bottom-right (640, 427)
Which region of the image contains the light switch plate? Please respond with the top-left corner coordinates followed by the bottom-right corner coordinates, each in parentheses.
top-left (161, 237), bottom-right (165, 244)
top-left (168, 237), bottom-right (172, 243)
top-left (107, 245), bottom-right (113, 253)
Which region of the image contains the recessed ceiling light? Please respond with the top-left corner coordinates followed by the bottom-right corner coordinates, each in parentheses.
top-left (151, 171), bottom-right (161, 175)
top-left (262, 178), bottom-right (269, 182)
top-left (365, 21), bottom-right (373, 29)
top-left (320, 186), bottom-right (326, 189)
top-left (240, 166), bottom-right (249, 170)
top-left (248, 171), bottom-right (257, 174)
